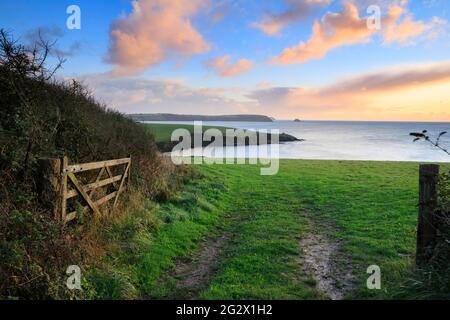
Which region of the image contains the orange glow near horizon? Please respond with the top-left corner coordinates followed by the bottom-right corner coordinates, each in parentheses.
top-left (255, 66), bottom-right (450, 122)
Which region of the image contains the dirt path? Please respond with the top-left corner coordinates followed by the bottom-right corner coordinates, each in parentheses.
top-left (160, 215), bottom-right (355, 300)
top-left (300, 229), bottom-right (355, 300)
top-left (166, 233), bottom-right (230, 299)
top-left (167, 223), bottom-right (355, 300)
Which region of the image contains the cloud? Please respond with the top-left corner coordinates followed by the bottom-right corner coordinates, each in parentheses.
top-left (322, 62), bottom-right (450, 94)
top-left (106, 0), bottom-right (211, 76)
top-left (25, 26), bottom-right (64, 41)
top-left (271, 3), bottom-right (373, 64)
top-left (80, 62), bottom-right (450, 121)
top-left (249, 62), bottom-right (450, 120)
top-left (24, 26), bottom-right (82, 58)
top-left (271, 2), bottom-right (441, 64)
top-left (205, 55), bottom-right (253, 77)
top-left (252, 0), bottom-right (331, 36)
top-left (208, 0), bottom-right (232, 23)
top-left (52, 42), bottom-right (82, 58)
top-left (382, 5), bottom-right (433, 44)
top-left (80, 73), bottom-right (256, 114)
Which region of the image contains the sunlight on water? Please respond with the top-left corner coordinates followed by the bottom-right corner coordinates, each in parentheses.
top-left (148, 121), bottom-right (450, 162)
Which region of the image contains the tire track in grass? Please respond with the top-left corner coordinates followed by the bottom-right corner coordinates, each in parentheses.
top-left (299, 224), bottom-right (355, 300)
top-left (196, 165), bottom-right (325, 300)
top-left (154, 163), bottom-right (356, 300)
top-left (169, 233), bottom-right (230, 299)
top-left (152, 206), bottom-right (251, 300)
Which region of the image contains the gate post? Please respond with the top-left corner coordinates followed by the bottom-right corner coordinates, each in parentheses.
top-left (416, 164), bottom-right (440, 266)
top-left (38, 158), bottom-right (62, 219)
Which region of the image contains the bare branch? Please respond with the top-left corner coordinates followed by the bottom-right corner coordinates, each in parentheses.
top-left (410, 131), bottom-right (450, 157)
top-left (0, 28), bottom-right (65, 81)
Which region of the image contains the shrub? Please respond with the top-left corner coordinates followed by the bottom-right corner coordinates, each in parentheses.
top-left (0, 29), bottom-right (188, 299)
top-left (407, 130), bottom-right (450, 298)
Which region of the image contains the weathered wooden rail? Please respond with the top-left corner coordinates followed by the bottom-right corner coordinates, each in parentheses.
top-left (39, 156), bottom-right (131, 224)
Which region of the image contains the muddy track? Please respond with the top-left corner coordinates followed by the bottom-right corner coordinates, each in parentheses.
top-left (167, 233), bottom-right (230, 299)
top-left (157, 206), bottom-right (354, 300)
top-left (300, 229), bottom-right (355, 300)
top-left (158, 209), bottom-right (252, 300)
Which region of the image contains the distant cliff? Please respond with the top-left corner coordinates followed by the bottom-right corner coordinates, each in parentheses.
top-left (128, 113), bottom-right (274, 122)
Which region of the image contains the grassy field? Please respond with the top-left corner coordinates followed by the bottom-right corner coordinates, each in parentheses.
top-left (142, 123), bottom-right (300, 152)
top-left (195, 161), bottom-right (421, 299)
top-left (87, 159), bottom-right (449, 299)
top-left (143, 123), bottom-right (230, 143)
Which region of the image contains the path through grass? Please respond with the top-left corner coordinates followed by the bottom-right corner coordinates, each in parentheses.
top-left (90, 160), bottom-right (448, 299)
top-left (192, 161), bottom-right (425, 299)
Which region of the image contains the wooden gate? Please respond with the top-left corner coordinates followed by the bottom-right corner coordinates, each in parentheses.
top-left (61, 156), bottom-right (131, 223)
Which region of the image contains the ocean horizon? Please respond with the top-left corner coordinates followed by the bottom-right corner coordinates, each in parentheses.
top-left (144, 120), bottom-right (450, 162)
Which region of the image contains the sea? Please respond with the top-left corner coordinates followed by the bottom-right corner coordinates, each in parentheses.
top-left (144, 121), bottom-right (450, 162)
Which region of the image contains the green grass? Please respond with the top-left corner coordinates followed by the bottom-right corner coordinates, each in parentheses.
top-left (194, 161), bottom-right (423, 299)
top-left (198, 163), bottom-right (323, 300)
top-left (142, 123), bottom-right (300, 149)
top-left (84, 173), bottom-right (231, 299)
top-left (143, 123), bottom-right (230, 143)
top-left (87, 160), bottom-right (449, 299)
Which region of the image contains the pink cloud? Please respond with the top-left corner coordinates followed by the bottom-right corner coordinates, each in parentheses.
top-left (206, 55), bottom-right (253, 77)
top-left (271, 2), bottom-right (440, 65)
top-left (383, 5), bottom-right (433, 44)
top-left (272, 3), bottom-right (374, 64)
top-left (106, 0), bottom-right (211, 76)
top-left (322, 62), bottom-right (450, 94)
top-left (249, 62), bottom-right (450, 120)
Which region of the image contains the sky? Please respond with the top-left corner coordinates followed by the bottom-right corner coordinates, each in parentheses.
top-left (1, 0), bottom-right (450, 121)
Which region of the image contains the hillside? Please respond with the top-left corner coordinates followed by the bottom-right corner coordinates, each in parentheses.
top-left (128, 113), bottom-right (274, 122)
top-left (0, 30), bottom-right (185, 299)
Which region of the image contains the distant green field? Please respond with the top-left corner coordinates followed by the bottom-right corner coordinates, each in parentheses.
top-left (143, 123), bottom-right (300, 150)
top-left (89, 160), bottom-right (449, 299)
top-left (143, 123), bottom-right (230, 143)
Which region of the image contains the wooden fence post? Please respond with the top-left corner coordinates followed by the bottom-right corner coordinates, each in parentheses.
top-left (61, 156), bottom-right (68, 223)
top-left (416, 164), bottom-right (440, 266)
top-left (38, 158), bottom-right (62, 219)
